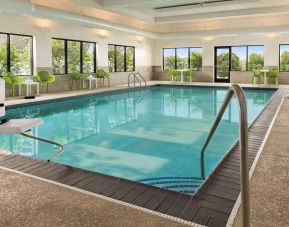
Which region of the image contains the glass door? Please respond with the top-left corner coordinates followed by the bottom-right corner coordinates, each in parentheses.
top-left (214, 47), bottom-right (231, 83)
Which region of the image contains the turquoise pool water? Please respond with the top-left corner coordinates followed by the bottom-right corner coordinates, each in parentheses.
top-left (0, 86), bottom-right (274, 194)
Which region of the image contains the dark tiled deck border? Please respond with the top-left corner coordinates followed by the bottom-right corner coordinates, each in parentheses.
top-left (0, 87), bottom-right (286, 227)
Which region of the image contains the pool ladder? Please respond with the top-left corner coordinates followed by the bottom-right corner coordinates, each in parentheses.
top-left (200, 84), bottom-right (250, 227)
top-left (128, 73), bottom-right (147, 88)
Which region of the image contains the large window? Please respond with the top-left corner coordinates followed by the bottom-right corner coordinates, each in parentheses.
top-left (108, 44), bottom-right (135, 72)
top-left (176, 48), bottom-right (189, 69)
top-left (0, 33), bottom-right (33, 76)
top-left (248, 46), bottom-right (264, 71)
top-left (52, 38), bottom-right (96, 74)
top-left (279, 44), bottom-right (289, 72)
top-left (126, 46), bottom-right (135, 72)
top-left (163, 48), bottom-right (175, 71)
top-left (163, 47), bottom-right (202, 71)
top-left (231, 45), bottom-right (264, 71)
top-left (82, 42), bottom-right (95, 73)
top-left (231, 46), bottom-right (247, 71)
top-left (190, 48), bottom-right (202, 70)
top-left (0, 34), bottom-right (7, 74)
top-left (108, 45), bottom-right (115, 72)
top-left (67, 40), bottom-right (81, 73)
top-left (52, 39), bottom-right (65, 74)
top-left (116, 46), bottom-right (125, 72)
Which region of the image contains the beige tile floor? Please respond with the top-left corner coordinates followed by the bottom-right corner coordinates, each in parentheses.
top-left (1, 81), bottom-right (289, 227)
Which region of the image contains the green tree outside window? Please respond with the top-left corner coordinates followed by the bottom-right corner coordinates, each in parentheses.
top-left (126, 46), bottom-right (134, 72)
top-left (52, 39), bottom-right (65, 74)
top-left (52, 39), bottom-right (96, 74)
top-left (82, 42), bottom-right (95, 73)
top-left (280, 47), bottom-right (289, 72)
top-left (108, 45), bottom-right (115, 72)
top-left (217, 46), bottom-right (264, 72)
top-left (10, 35), bottom-right (32, 75)
top-left (163, 47), bottom-right (203, 71)
top-left (67, 40), bottom-right (81, 73)
top-left (0, 35), bottom-right (7, 74)
top-left (116, 46), bottom-right (125, 72)
top-left (190, 51), bottom-right (202, 70)
top-left (0, 33), bottom-right (32, 76)
top-left (248, 53), bottom-right (264, 71)
top-left (108, 44), bottom-right (135, 72)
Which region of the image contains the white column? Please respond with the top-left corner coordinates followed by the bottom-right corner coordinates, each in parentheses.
top-left (97, 40), bottom-right (108, 69)
top-left (202, 43), bottom-right (214, 66)
top-left (264, 42), bottom-right (279, 67)
top-left (34, 30), bottom-right (52, 71)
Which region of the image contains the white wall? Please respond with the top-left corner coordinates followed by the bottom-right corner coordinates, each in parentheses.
top-left (153, 34), bottom-right (289, 68)
top-left (0, 13), bottom-right (153, 72)
top-left (2, 12), bottom-right (289, 86)
top-left (152, 34), bottom-right (289, 84)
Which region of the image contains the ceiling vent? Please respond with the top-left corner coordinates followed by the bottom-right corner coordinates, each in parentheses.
top-left (154, 0), bottom-right (245, 11)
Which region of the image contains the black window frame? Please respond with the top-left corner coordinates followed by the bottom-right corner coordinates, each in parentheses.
top-left (108, 44), bottom-right (135, 72)
top-left (230, 45), bottom-right (264, 72)
top-left (279, 44), bottom-right (289, 72)
top-left (162, 47), bottom-right (203, 71)
top-left (0, 32), bottom-right (34, 76)
top-left (52, 38), bottom-right (97, 75)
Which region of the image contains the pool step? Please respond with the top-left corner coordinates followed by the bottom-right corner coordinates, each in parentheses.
top-left (138, 177), bottom-right (204, 194)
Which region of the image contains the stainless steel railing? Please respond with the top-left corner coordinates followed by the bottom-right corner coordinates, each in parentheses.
top-left (21, 132), bottom-right (64, 162)
top-left (128, 72), bottom-right (147, 88)
top-left (200, 84), bottom-right (250, 227)
top-left (134, 73), bottom-right (147, 87)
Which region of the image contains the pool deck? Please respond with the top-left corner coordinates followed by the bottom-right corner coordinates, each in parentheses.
top-left (232, 92), bottom-right (289, 227)
top-left (1, 81), bottom-right (288, 227)
top-left (0, 168), bottom-right (190, 227)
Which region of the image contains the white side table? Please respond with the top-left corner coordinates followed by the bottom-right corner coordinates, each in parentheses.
top-left (24, 79), bottom-right (40, 96)
top-left (260, 69), bottom-right (269, 85)
top-left (177, 69), bottom-right (188, 83)
top-left (83, 76), bottom-right (97, 89)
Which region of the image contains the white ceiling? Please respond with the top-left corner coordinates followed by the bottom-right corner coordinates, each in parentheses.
top-left (24, 0), bottom-right (289, 37)
top-left (90, 0), bottom-right (289, 23)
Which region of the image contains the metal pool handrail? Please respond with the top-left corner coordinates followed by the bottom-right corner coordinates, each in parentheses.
top-left (199, 84), bottom-right (250, 227)
top-left (134, 73), bottom-right (147, 87)
top-left (128, 73), bottom-right (147, 88)
top-left (21, 132), bottom-right (64, 162)
top-left (128, 73), bottom-right (136, 87)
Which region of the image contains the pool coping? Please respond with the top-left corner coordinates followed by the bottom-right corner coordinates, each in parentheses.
top-left (0, 84), bottom-right (286, 227)
top-left (4, 82), bottom-right (278, 109)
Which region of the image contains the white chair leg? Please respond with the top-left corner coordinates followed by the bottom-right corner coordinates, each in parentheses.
top-left (18, 85), bottom-right (21, 96)
top-left (26, 85), bottom-right (29, 96)
top-left (37, 84), bottom-right (39, 95)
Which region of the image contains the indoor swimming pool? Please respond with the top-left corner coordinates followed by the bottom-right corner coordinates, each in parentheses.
top-left (0, 85), bottom-right (275, 194)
